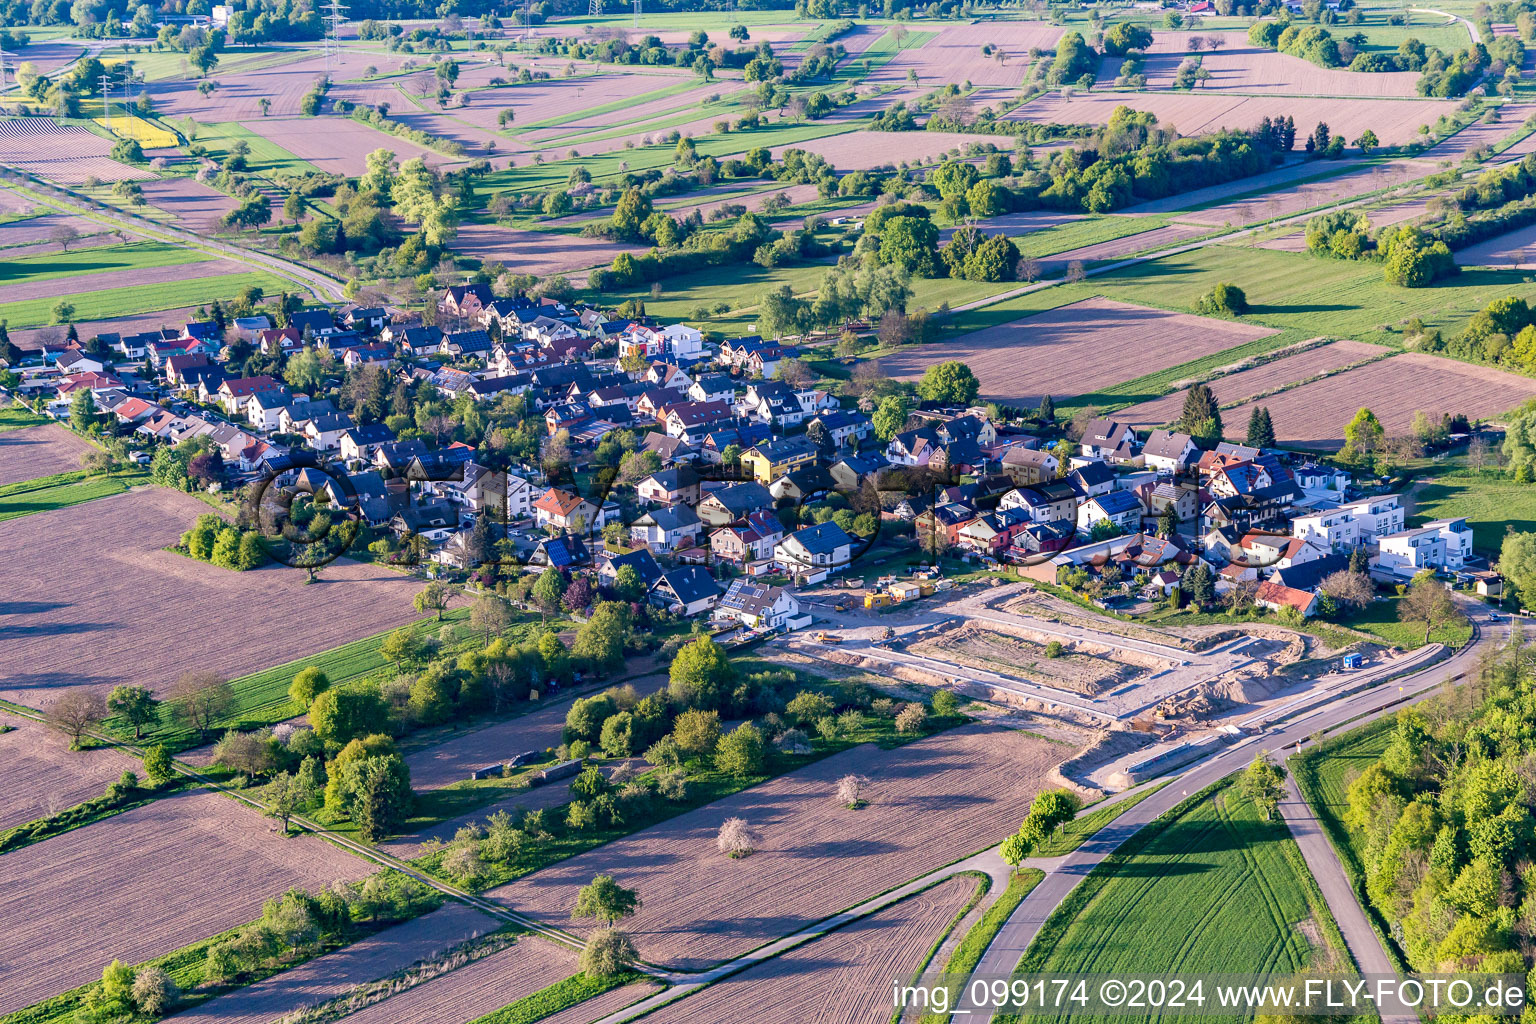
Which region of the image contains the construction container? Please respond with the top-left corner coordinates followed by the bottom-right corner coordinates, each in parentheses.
top-left (889, 582), bottom-right (922, 602)
top-left (864, 592), bottom-right (893, 609)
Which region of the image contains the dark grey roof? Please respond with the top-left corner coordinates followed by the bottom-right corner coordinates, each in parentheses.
top-left (653, 565), bottom-right (720, 606)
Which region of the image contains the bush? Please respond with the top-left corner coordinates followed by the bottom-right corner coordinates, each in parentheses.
top-left (895, 703), bottom-right (928, 734)
top-left (1193, 281), bottom-right (1248, 316)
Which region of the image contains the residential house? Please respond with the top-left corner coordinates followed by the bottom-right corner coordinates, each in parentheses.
top-left (716, 580), bottom-right (800, 630)
top-left (688, 374), bottom-right (735, 405)
top-left (740, 435), bottom-right (818, 484)
top-left (216, 375), bottom-right (283, 415)
top-left (344, 344), bottom-right (394, 370)
top-left (1145, 481), bottom-right (1198, 522)
top-left (533, 487), bottom-right (599, 532)
top-left (1079, 418), bottom-right (1138, 462)
top-left (830, 453), bottom-right (888, 492)
top-left (529, 533), bottom-right (591, 571)
top-left (440, 330), bottom-right (494, 361)
top-left (374, 439), bottom-right (430, 474)
top-left (768, 465), bottom-right (835, 505)
top-left (342, 306), bottom-right (388, 333)
top-left (1001, 446), bottom-right (1060, 486)
top-left (710, 509), bottom-right (784, 563)
top-left (444, 463), bottom-right (533, 518)
top-left (57, 350), bottom-right (108, 376)
top-left (162, 353), bottom-right (210, 387)
top-left (1291, 495), bottom-right (1404, 551)
top-left (1077, 490), bottom-right (1145, 534)
top-left (1255, 581), bottom-right (1318, 617)
top-left (1000, 481), bottom-right (1077, 523)
top-left (916, 502), bottom-right (978, 551)
top-left (1374, 518), bottom-right (1473, 575)
top-left (776, 521), bottom-right (855, 574)
top-left (957, 507), bottom-right (1032, 556)
top-left (1209, 460), bottom-right (1273, 499)
top-left (663, 400), bottom-right (733, 444)
top-left (257, 327), bottom-right (304, 357)
top-left (661, 323), bottom-right (705, 361)
top-left (649, 565), bottom-right (721, 617)
top-left (111, 396), bottom-right (160, 425)
top-left (641, 431), bottom-right (698, 465)
top-left (288, 309), bottom-right (338, 337)
top-left (809, 409), bottom-right (872, 450)
top-left (303, 411), bottom-right (356, 451)
top-left (385, 324), bottom-right (443, 355)
top-left (244, 388), bottom-right (296, 432)
top-left (637, 466), bottom-right (701, 506)
top-left (598, 547), bottom-right (664, 589)
top-left (1141, 430), bottom-right (1198, 473)
top-left (339, 422), bottom-right (397, 462)
top-left (1067, 462), bottom-right (1116, 500)
top-left (696, 482), bottom-right (774, 526)
top-left (630, 504), bottom-right (703, 552)
top-left (440, 283), bottom-right (495, 321)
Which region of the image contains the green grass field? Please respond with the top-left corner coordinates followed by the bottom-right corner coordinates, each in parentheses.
top-left (1005, 783), bottom-right (1346, 1024)
top-left (1407, 471), bottom-right (1536, 554)
top-left (465, 972), bottom-right (634, 1024)
top-left (0, 471), bottom-right (145, 522)
top-left (196, 121), bottom-right (323, 177)
top-left (917, 870), bottom-right (1045, 1024)
top-left (1082, 244), bottom-right (1536, 343)
top-left (0, 406), bottom-right (49, 432)
top-left (0, 241), bottom-right (209, 289)
top-left (1336, 593), bottom-right (1474, 649)
top-left (0, 270), bottom-right (290, 328)
top-left (1013, 214), bottom-right (1172, 261)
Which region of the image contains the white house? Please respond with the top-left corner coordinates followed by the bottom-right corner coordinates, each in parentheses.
top-left (662, 323), bottom-right (705, 361)
top-left (1076, 490), bottom-right (1144, 534)
top-left (629, 504), bottom-right (703, 552)
top-left (775, 522), bottom-right (854, 574)
top-left (1140, 430), bottom-right (1198, 473)
top-left (715, 580), bottom-right (800, 630)
top-left (1374, 518), bottom-right (1472, 575)
top-left (1292, 494), bottom-right (1404, 551)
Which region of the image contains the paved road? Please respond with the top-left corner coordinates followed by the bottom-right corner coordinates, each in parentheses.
top-left (958, 602), bottom-right (1503, 1020)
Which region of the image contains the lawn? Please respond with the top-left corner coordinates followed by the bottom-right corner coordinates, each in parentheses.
top-left (1002, 782), bottom-right (1347, 1024)
top-left (1013, 214), bottom-right (1171, 260)
top-left (1336, 593), bottom-right (1473, 650)
top-left (0, 407), bottom-right (49, 432)
top-left (466, 972), bottom-right (636, 1024)
top-left (1407, 471), bottom-right (1536, 554)
top-left (0, 470), bottom-right (145, 522)
top-left (0, 270), bottom-right (290, 328)
top-left (1081, 244), bottom-right (1536, 343)
top-left (0, 241), bottom-right (208, 288)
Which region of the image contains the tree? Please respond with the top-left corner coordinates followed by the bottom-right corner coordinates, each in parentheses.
top-left (1318, 570), bottom-right (1374, 612)
top-left (381, 626), bottom-right (417, 668)
top-left (143, 744), bottom-right (174, 785)
top-left (309, 683), bottom-right (391, 745)
top-left (332, 754), bottom-right (412, 840)
top-left (289, 666), bottom-right (329, 708)
top-left (673, 708), bottom-right (721, 758)
top-left (532, 569), bottom-right (564, 622)
top-left (580, 928), bottom-right (637, 977)
top-left (70, 388), bottom-right (98, 433)
top-left (1341, 407), bottom-right (1385, 465)
top-left (1194, 281), bottom-right (1248, 316)
top-left (264, 771), bottom-right (305, 832)
top-left (1179, 383), bottom-right (1223, 445)
top-left (872, 395), bottom-right (912, 442)
top-left (668, 637), bottom-right (734, 708)
top-left (1354, 128), bottom-right (1379, 153)
top-left (895, 703), bottom-right (927, 733)
top-left (917, 361), bottom-right (981, 405)
top-left (169, 671), bottom-right (234, 741)
top-left (717, 816), bottom-right (757, 857)
top-left (130, 967), bottom-right (177, 1016)
top-left (1182, 562), bottom-right (1215, 607)
top-left (471, 593), bottom-right (513, 642)
top-left (715, 722), bottom-right (767, 777)
top-left (1241, 753), bottom-right (1286, 821)
top-left (1020, 789), bottom-right (1081, 847)
top-left (1399, 576), bottom-right (1465, 645)
top-left (51, 687), bottom-right (107, 747)
top-left (572, 874), bottom-right (641, 927)
top-left (106, 685), bottom-right (159, 739)
top-left (836, 773), bottom-right (871, 809)
top-left (1246, 406), bottom-right (1275, 448)
top-left (413, 581), bottom-right (451, 621)
top-left (572, 601), bottom-right (632, 675)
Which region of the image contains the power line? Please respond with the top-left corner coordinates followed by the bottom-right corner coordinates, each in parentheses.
top-left (323, 0), bottom-right (349, 78)
top-left (0, 46), bottom-right (11, 93)
top-left (100, 70), bottom-right (112, 127)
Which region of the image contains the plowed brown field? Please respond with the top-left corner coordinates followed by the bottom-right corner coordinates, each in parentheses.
top-left (880, 297), bottom-right (1276, 406)
top-left (0, 487), bottom-right (427, 708)
top-left (489, 724), bottom-right (1066, 970)
top-left (644, 875), bottom-right (975, 1024)
top-left (0, 789), bottom-right (371, 1014)
top-left (1222, 352), bottom-right (1536, 447)
top-left (166, 903), bottom-right (501, 1024)
top-left (338, 936), bottom-right (581, 1024)
top-left (1117, 339), bottom-right (1390, 429)
top-left (0, 422), bottom-right (95, 485)
top-left (0, 711), bottom-right (141, 830)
